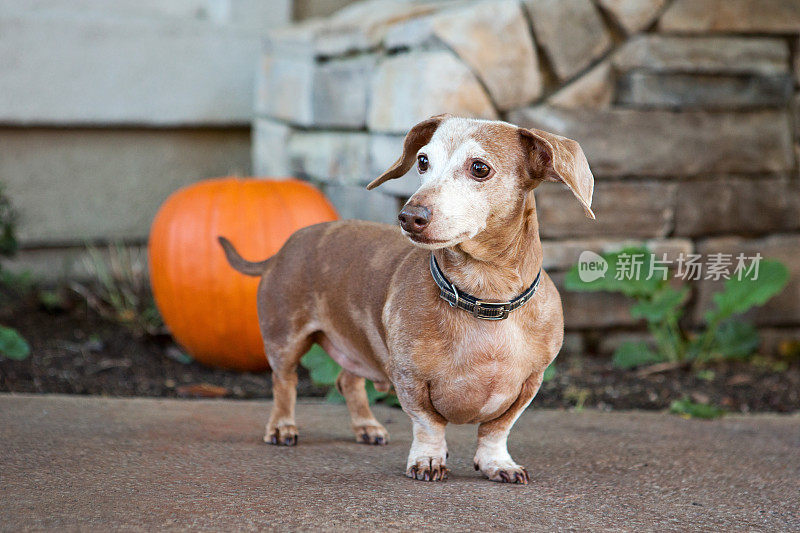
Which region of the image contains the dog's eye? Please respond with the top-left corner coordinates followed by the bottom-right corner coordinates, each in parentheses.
top-left (470, 160), bottom-right (491, 180)
top-left (417, 154), bottom-right (429, 173)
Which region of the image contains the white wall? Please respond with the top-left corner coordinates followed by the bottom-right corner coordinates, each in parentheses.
top-left (0, 0), bottom-right (291, 125)
top-left (0, 0), bottom-right (291, 279)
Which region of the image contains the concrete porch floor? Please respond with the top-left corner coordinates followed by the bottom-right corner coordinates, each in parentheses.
top-left (1, 395), bottom-right (798, 531)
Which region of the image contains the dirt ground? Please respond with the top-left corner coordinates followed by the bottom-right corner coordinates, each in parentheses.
top-left (2, 296), bottom-right (799, 413)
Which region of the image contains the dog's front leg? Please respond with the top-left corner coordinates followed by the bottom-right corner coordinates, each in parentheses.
top-left (395, 384), bottom-right (448, 481)
top-left (474, 373), bottom-right (544, 485)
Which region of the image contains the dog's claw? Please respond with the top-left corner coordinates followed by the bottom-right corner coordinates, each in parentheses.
top-left (475, 459), bottom-right (530, 484)
top-left (265, 424), bottom-right (298, 446)
top-left (431, 467), bottom-right (448, 481)
top-left (353, 424), bottom-right (389, 445)
top-left (497, 467), bottom-right (529, 484)
top-left (406, 458), bottom-right (448, 482)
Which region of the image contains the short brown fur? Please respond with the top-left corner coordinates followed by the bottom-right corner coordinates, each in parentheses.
top-left (220, 116), bottom-right (594, 484)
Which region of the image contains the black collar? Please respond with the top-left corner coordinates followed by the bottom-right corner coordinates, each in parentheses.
top-left (429, 254), bottom-right (541, 321)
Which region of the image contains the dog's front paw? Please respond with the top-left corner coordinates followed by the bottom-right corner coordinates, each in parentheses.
top-left (474, 458), bottom-right (529, 485)
top-left (353, 423), bottom-right (389, 445)
top-left (406, 456), bottom-right (448, 482)
top-left (264, 423), bottom-right (298, 446)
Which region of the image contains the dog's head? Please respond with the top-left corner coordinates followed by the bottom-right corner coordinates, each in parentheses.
top-left (367, 115), bottom-right (595, 249)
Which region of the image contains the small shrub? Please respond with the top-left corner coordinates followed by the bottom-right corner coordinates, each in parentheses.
top-left (0, 183), bottom-right (30, 360)
top-left (72, 244), bottom-right (163, 337)
top-left (566, 247), bottom-right (789, 369)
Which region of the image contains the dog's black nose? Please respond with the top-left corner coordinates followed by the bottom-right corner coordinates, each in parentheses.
top-left (398, 204), bottom-right (431, 234)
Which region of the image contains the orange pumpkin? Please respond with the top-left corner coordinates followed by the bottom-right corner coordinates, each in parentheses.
top-left (148, 177), bottom-right (338, 372)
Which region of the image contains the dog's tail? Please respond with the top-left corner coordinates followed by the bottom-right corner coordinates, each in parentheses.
top-left (217, 236), bottom-right (270, 277)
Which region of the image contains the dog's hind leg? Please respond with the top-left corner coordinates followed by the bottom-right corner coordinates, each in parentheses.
top-left (336, 369), bottom-right (389, 445)
top-left (264, 336), bottom-right (312, 446)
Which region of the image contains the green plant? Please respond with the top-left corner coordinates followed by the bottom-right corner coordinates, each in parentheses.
top-left (0, 183), bottom-right (30, 360)
top-left (0, 183), bottom-right (18, 258)
top-left (695, 369), bottom-right (715, 382)
top-left (300, 345), bottom-right (400, 406)
top-left (564, 386), bottom-right (590, 411)
top-left (566, 247), bottom-right (789, 369)
top-left (669, 398), bottom-right (725, 419)
top-left (542, 364), bottom-right (556, 382)
top-left (72, 244), bottom-right (162, 337)
top-left (0, 325), bottom-right (30, 360)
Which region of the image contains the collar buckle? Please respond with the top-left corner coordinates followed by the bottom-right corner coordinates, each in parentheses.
top-left (472, 301), bottom-right (511, 320)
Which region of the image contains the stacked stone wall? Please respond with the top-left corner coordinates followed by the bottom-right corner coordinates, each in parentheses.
top-left (254, 0), bottom-right (800, 352)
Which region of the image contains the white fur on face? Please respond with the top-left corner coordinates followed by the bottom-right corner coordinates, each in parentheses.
top-left (402, 118), bottom-right (520, 249)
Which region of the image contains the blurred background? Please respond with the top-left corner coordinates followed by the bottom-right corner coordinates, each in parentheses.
top-left (2, 0), bottom-right (799, 412)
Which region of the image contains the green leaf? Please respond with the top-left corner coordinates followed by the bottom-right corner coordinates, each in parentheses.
top-left (0, 325), bottom-right (30, 360)
top-left (669, 398), bottom-right (725, 419)
top-left (705, 260), bottom-right (789, 324)
top-left (711, 321), bottom-right (760, 360)
top-left (612, 341), bottom-right (663, 369)
top-left (542, 364), bottom-right (556, 382)
top-left (367, 381), bottom-right (400, 406)
top-left (300, 344), bottom-right (341, 386)
top-left (631, 286), bottom-right (689, 323)
top-left (565, 246), bottom-right (665, 299)
top-left (383, 394), bottom-right (401, 407)
top-left (325, 387), bottom-right (346, 404)
top-left (695, 369), bottom-right (715, 382)
top-left (365, 380), bottom-right (388, 403)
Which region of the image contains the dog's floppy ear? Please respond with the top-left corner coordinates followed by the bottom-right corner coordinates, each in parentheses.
top-left (366, 115), bottom-right (447, 190)
top-left (519, 128), bottom-right (595, 219)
